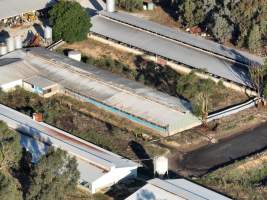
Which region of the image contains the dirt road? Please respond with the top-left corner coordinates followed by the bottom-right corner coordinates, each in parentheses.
top-left (169, 122), bottom-right (267, 177)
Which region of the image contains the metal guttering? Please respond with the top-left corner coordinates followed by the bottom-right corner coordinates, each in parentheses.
top-left (99, 11), bottom-right (264, 66)
top-left (91, 16), bottom-right (252, 86)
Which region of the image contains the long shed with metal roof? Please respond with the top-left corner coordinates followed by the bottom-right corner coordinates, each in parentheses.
top-left (0, 103), bottom-right (138, 193)
top-left (0, 48), bottom-right (201, 136)
top-left (91, 11), bottom-right (265, 87)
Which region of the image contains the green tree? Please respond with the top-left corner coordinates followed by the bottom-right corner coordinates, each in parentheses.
top-left (248, 25), bottom-right (262, 52)
top-left (49, 0), bottom-right (92, 43)
top-left (212, 15), bottom-right (231, 43)
top-left (26, 147), bottom-right (80, 200)
top-left (0, 172), bottom-right (23, 200)
top-left (180, 0), bottom-right (196, 27)
top-left (0, 121), bottom-right (21, 170)
top-left (117, 0), bottom-right (143, 11)
top-left (249, 64), bottom-right (265, 101)
top-left (192, 78), bottom-right (214, 125)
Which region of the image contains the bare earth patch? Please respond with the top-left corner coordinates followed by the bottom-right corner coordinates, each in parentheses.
top-left (60, 38), bottom-right (137, 69)
top-left (131, 6), bottom-right (180, 28)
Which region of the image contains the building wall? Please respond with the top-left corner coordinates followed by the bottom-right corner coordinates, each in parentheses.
top-left (64, 89), bottom-right (169, 135)
top-left (92, 167), bottom-right (138, 193)
top-left (0, 79), bottom-right (23, 92)
top-left (23, 82), bottom-right (59, 98)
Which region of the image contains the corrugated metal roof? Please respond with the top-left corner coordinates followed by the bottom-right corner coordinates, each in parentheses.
top-left (1, 49), bottom-right (200, 133)
top-left (0, 58), bottom-right (38, 85)
top-left (125, 178), bottom-right (232, 200)
top-left (91, 15), bottom-right (253, 87)
top-left (0, 0), bottom-right (56, 20)
top-left (24, 75), bottom-right (57, 89)
top-left (99, 11), bottom-right (264, 66)
top-left (0, 103), bottom-right (137, 171)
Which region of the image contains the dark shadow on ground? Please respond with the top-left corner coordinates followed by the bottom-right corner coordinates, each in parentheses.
top-left (154, 0), bottom-right (179, 22)
top-left (33, 23), bottom-right (45, 38)
top-left (129, 140), bottom-right (153, 171)
top-left (0, 58), bottom-right (22, 66)
top-left (179, 121), bottom-right (267, 177)
top-left (0, 30), bottom-right (10, 43)
top-left (14, 148), bottom-right (33, 200)
top-left (106, 178), bottom-right (147, 200)
top-left (23, 30), bottom-right (35, 46)
top-left (89, 0), bottom-right (103, 11)
top-left (85, 7), bottom-right (98, 17)
top-left (134, 55), bottom-right (190, 104)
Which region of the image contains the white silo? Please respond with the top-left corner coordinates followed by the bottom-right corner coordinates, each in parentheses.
top-left (106, 0), bottom-right (115, 12)
top-left (44, 26), bottom-right (53, 40)
top-left (6, 37), bottom-right (15, 52)
top-left (68, 50), bottom-right (81, 62)
top-left (15, 35), bottom-right (22, 49)
top-left (153, 156), bottom-right (168, 176)
top-left (0, 43), bottom-right (8, 56)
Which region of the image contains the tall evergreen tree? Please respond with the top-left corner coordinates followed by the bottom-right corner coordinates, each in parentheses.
top-left (211, 15), bottom-right (230, 43)
top-left (248, 25), bottom-right (262, 52)
top-left (180, 0), bottom-right (196, 27)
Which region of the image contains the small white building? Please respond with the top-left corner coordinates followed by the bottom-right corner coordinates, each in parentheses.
top-left (23, 75), bottom-right (59, 98)
top-left (0, 104), bottom-right (138, 193)
top-left (125, 178), bottom-right (232, 200)
top-left (143, 0), bottom-right (154, 11)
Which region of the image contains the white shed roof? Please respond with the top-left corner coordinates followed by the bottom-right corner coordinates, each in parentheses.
top-left (125, 178), bottom-right (232, 200)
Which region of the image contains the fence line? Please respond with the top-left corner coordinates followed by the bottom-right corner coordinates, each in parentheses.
top-left (47, 39), bottom-right (65, 50)
top-left (208, 97), bottom-right (257, 122)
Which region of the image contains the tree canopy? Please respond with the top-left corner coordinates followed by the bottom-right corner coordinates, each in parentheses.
top-left (0, 121), bottom-right (21, 170)
top-left (26, 148), bottom-right (80, 200)
top-left (49, 0), bottom-right (92, 43)
top-left (0, 172), bottom-right (23, 200)
top-left (0, 121), bottom-right (80, 200)
top-left (169, 0), bottom-right (267, 52)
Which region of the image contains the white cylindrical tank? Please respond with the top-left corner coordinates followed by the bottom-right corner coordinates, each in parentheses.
top-left (0, 44), bottom-right (8, 56)
top-left (6, 37), bottom-right (15, 52)
top-left (153, 156), bottom-right (168, 176)
top-left (44, 26), bottom-right (53, 39)
top-left (68, 50), bottom-right (81, 62)
top-left (15, 35), bottom-right (22, 49)
top-left (106, 0), bottom-right (115, 12)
